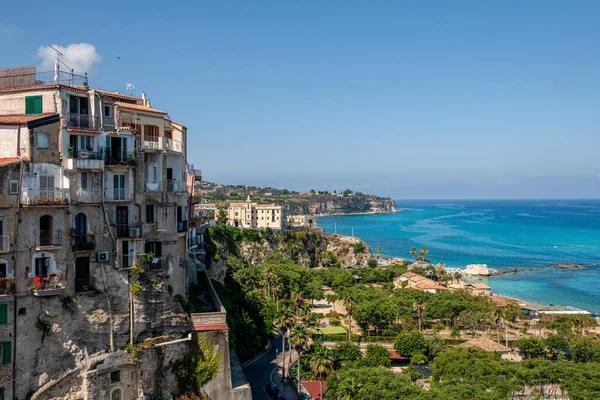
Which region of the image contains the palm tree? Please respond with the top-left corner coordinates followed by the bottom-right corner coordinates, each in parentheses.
top-left (338, 377), bottom-right (362, 400)
top-left (272, 282), bottom-right (284, 312)
top-left (410, 247), bottom-right (417, 261)
top-left (263, 265), bottom-right (276, 298)
top-left (326, 293), bottom-right (338, 312)
top-left (274, 309), bottom-right (296, 381)
top-left (341, 293), bottom-right (356, 342)
top-left (417, 247), bottom-right (428, 261)
top-left (310, 355), bottom-right (334, 400)
top-left (376, 247), bottom-right (383, 260)
top-left (289, 323), bottom-right (310, 398)
top-left (491, 308), bottom-right (505, 344)
top-left (292, 291), bottom-right (304, 318)
top-left (413, 302), bottom-right (427, 331)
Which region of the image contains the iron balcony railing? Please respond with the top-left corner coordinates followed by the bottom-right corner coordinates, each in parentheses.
top-left (66, 113), bottom-right (91, 129)
top-left (0, 234), bottom-right (10, 253)
top-left (142, 139), bottom-right (163, 150)
top-left (68, 149), bottom-right (102, 160)
top-left (71, 234), bottom-right (96, 251)
top-left (22, 188), bottom-right (70, 205)
top-left (167, 179), bottom-right (185, 193)
top-left (105, 149), bottom-right (136, 165)
top-left (115, 223), bottom-right (142, 239)
top-left (104, 188), bottom-right (132, 201)
top-left (0, 277), bottom-right (15, 296)
top-left (177, 220), bottom-right (188, 233)
top-left (145, 256), bottom-right (168, 272)
top-left (37, 229), bottom-right (64, 247)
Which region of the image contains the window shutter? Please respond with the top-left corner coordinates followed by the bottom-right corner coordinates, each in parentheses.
top-left (0, 304), bottom-right (7, 325)
top-left (2, 341), bottom-right (11, 364)
top-left (25, 97), bottom-right (34, 114)
top-left (34, 97), bottom-right (43, 114)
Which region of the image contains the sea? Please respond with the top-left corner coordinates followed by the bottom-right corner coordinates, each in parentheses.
top-left (318, 200), bottom-right (600, 314)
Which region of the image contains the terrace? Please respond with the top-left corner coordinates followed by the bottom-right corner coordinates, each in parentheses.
top-left (22, 188), bottom-right (70, 206)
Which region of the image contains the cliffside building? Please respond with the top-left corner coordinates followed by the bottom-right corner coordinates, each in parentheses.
top-left (0, 65), bottom-right (248, 399)
top-left (287, 214), bottom-right (317, 230)
top-left (227, 195), bottom-right (284, 229)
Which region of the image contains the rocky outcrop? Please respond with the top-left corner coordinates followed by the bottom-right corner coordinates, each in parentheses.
top-left (283, 195), bottom-right (396, 216)
top-left (205, 228), bottom-right (373, 283)
top-left (465, 264), bottom-right (490, 276)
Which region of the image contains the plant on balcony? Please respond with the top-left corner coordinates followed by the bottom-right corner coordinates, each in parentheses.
top-left (68, 146), bottom-right (74, 157)
top-left (32, 276), bottom-right (45, 291)
top-left (141, 252), bottom-right (155, 265)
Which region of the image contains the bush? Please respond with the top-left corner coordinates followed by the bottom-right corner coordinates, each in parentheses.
top-left (394, 331), bottom-right (427, 358)
top-left (410, 353), bottom-right (428, 365)
top-left (367, 258), bottom-right (377, 268)
top-left (130, 283), bottom-right (143, 296)
top-left (328, 317), bottom-right (342, 326)
top-left (353, 242), bottom-right (365, 255)
top-left (365, 344), bottom-right (391, 367)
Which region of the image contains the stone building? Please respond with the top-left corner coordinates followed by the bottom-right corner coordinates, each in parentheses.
top-left (286, 214), bottom-right (317, 230)
top-left (0, 66), bottom-right (197, 399)
top-left (227, 195), bottom-right (284, 229)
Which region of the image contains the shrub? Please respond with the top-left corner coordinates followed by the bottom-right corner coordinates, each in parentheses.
top-left (353, 242), bottom-right (365, 255)
top-left (410, 353), bottom-right (428, 365)
top-left (130, 283), bottom-right (143, 296)
top-left (367, 258), bottom-right (377, 268)
top-left (394, 331), bottom-right (427, 358)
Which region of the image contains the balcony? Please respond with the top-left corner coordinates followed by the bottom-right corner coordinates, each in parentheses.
top-left (67, 149), bottom-right (104, 170)
top-left (144, 255), bottom-right (169, 272)
top-left (105, 149), bottom-right (136, 166)
top-left (115, 223), bottom-right (142, 239)
top-left (71, 234), bottom-right (96, 251)
top-left (104, 188), bottom-right (132, 202)
top-left (167, 179), bottom-right (185, 193)
top-left (177, 220), bottom-right (188, 233)
top-left (65, 113), bottom-right (91, 129)
top-left (73, 188), bottom-right (101, 203)
top-left (193, 169), bottom-right (202, 181)
top-left (31, 275), bottom-right (66, 297)
top-left (0, 277), bottom-right (15, 297)
top-left (37, 230), bottom-right (64, 249)
top-left (0, 235), bottom-right (10, 253)
top-left (164, 138), bottom-right (182, 153)
top-left (22, 188), bottom-right (70, 206)
top-left (142, 139), bottom-right (163, 151)
top-left (145, 180), bottom-right (162, 192)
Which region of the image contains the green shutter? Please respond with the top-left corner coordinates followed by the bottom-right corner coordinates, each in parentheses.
top-left (0, 304), bottom-right (7, 325)
top-left (2, 341), bottom-right (11, 364)
top-left (25, 96), bottom-right (42, 115)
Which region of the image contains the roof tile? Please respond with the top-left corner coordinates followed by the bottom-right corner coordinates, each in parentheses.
top-left (115, 101), bottom-right (168, 115)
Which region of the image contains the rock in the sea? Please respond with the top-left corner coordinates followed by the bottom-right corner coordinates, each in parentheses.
top-left (466, 264), bottom-right (490, 276)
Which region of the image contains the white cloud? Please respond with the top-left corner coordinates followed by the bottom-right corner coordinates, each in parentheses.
top-left (37, 43), bottom-right (102, 74)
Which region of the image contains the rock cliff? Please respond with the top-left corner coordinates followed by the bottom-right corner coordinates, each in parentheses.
top-left (283, 195), bottom-right (396, 216)
top-left (205, 227), bottom-right (373, 283)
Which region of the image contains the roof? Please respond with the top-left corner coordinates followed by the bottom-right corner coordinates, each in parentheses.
top-left (388, 349), bottom-right (410, 360)
top-left (415, 282), bottom-right (448, 291)
top-left (300, 381), bottom-right (327, 400)
top-left (95, 89), bottom-right (140, 102)
top-left (459, 337), bottom-right (511, 353)
top-left (115, 101), bottom-right (168, 115)
top-left (470, 283), bottom-right (491, 290)
top-left (401, 272), bottom-right (421, 279)
top-left (521, 302), bottom-right (548, 311)
top-left (0, 157), bottom-right (28, 166)
top-left (66, 127), bottom-right (102, 134)
top-left (193, 323), bottom-right (228, 332)
top-left (0, 113), bottom-right (57, 125)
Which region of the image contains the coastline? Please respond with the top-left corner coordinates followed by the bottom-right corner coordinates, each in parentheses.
top-left (317, 210), bottom-right (397, 217)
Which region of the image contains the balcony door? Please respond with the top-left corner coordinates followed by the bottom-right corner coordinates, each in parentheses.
top-left (113, 175), bottom-right (126, 200)
top-left (75, 256), bottom-right (90, 292)
top-left (35, 256), bottom-right (49, 277)
top-left (69, 96), bottom-right (90, 128)
top-left (39, 215), bottom-right (53, 246)
top-left (116, 206), bottom-right (128, 238)
top-left (74, 213), bottom-right (87, 248)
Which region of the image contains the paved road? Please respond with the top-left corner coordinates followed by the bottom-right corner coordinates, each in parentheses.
top-left (243, 335), bottom-right (296, 400)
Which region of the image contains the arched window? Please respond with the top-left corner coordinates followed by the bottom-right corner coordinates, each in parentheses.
top-left (39, 215), bottom-right (53, 246)
top-left (111, 388), bottom-right (122, 400)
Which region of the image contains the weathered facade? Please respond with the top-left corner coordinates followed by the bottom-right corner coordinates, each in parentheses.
top-left (227, 196), bottom-right (284, 229)
top-left (0, 66), bottom-right (217, 399)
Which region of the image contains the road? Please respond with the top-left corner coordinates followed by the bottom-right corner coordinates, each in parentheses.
top-left (243, 334), bottom-right (296, 400)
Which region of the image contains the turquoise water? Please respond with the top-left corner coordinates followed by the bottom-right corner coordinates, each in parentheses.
top-left (318, 200), bottom-right (600, 313)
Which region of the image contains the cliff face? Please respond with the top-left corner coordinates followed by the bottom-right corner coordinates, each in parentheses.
top-left (205, 228), bottom-right (373, 283)
top-left (283, 195), bottom-right (396, 216)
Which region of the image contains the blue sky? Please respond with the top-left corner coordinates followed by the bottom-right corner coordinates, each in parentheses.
top-left (1, 1), bottom-right (599, 199)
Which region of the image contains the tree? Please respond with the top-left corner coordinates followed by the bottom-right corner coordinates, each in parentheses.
top-left (410, 247), bottom-right (417, 261)
top-left (365, 344), bottom-right (391, 367)
top-left (326, 293), bottom-right (338, 312)
top-left (340, 291), bottom-right (357, 342)
top-left (310, 355), bottom-right (334, 400)
top-left (305, 279), bottom-right (325, 305)
top-left (413, 302), bottom-right (427, 331)
top-left (491, 308), bottom-right (505, 344)
top-left (376, 247), bottom-right (383, 260)
top-left (367, 258), bottom-right (377, 268)
top-left (331, 342), bottom-right (363, 368)
top-left (216, 208), bottom-right (228, 225)
top-left (394, 331), bottom-right (427, 358)
top-left (425, 335), bottom-right (445, 359)
top-left (173, 333), bottom-right (221, 391)
top-left (292, 291), bottom-right (304, 318)
top-left (272, 282), bottom-right (284, 311)
top-left (263, 265), bottom-right (276, 298)
top-left (343, 189), bottom-right (353, 196)
top-left (289, 324), bottom-right (310, 397)
top-left (274, 309), bottom-right (296, 381)
top-left (417, 247), bottom-right (428, 261)
top-left (515, 337), bottom-right (545, 359)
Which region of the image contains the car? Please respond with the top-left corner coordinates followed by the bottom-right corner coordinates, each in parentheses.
top-left (265, 383), bottom-right (278, 394)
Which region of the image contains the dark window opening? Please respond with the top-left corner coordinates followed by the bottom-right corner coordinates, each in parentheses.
top-left (110, 370), bottom-right (121, 384)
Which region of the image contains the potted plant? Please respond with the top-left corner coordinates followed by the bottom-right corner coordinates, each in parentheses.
top-left (32, 276), bottom-right (45, 291)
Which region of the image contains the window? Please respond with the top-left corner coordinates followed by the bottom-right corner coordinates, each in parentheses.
top-left (0, 340), bottom-right (11, 364)
top-left (146, 205), bottom-right (155, 223)
top-left (110, 370), bottom-right (121, 384)
top-left (145, 241), bottom-right (162, 257)
top-left (0, 386), bottom-right (4, 400)
top-left (39, 176), bottom-right (55, 200)
top-left (111, 388), bottom-right (122, 400)
top-left (35, 256), bottom-right (49, 277)
top-left (69, 96), bottom-right (90, 128)
top-left (0, 304), bottom-right (7, 325)
top-left (9, 180), bottom-right (18, 195)
top-left (0, 262), bottom-right (6, 278)
top-left (36, 133), bottom-right (48, 148)
top-left (144, 125), bottom-right (159, 140)
top-left (79, 136), bottom-right (92, 151)
top-left (113, 175), bottom-right (126, 200)
top-left (104, 105), bottom-right (112, 118)
top-left (25, 96), bottom-right (43, 115)
top-left (80, 172), bottom-right (89, 191)
top-left (18, 307), bottom-right (26, 316)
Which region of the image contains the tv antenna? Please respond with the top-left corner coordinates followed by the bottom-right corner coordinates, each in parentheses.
top-left (48, 44), bottom-right (74, 84)
top-left (126, 82), bottom-right (135, 95)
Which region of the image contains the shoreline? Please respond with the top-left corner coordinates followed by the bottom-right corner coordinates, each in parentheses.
top-left (317, 210), bottom-right (397, 217)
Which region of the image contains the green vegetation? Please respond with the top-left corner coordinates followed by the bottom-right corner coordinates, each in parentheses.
top-left (394, 331), bottom-right (428, 358)
top-left (173, 333), bottom-right (221, 391)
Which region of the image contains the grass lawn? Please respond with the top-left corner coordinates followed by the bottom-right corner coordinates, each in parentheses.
top-left (318, 326), bottom-right (347, 335)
